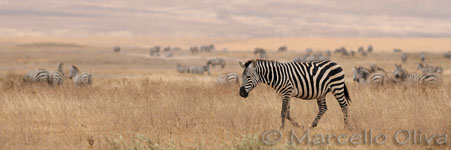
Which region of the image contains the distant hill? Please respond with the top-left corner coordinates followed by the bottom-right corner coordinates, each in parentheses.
top-left (0, 0), bottom-right (450, 37)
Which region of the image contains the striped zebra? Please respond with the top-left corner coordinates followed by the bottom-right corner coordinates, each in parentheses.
top-left (353, 66), bottom-right (385, 84)
top-left (393, 64), bottom-right (440, 84)
top-left (69, 65), bottom-right (92, 85)
top-left (23, 68), bottom-right (50, 83)
top-left (217, 72), bottom-right (239, 84)
top-left (176, 64), bottom-right (190, 73)
top-left (207, 58), bottom-right (226, 69)
top-left (190, 65), bottom-right (210, 75)
top-left (48, 63), bottom-right (64, 85)
top-left (239, 59), bottom-right (351, 129)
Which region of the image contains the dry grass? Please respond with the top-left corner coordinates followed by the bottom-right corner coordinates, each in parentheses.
top-left (0, 39), bottom-right (450, 149)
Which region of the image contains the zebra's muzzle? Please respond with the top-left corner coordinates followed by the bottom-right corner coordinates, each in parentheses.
top-left (239, 87), bottom-right (248, 98)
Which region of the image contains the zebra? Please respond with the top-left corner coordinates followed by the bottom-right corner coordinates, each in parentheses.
top-left (190, 65), bottom-right (210, 75)
top-left (401, 53), bottom-right (407, 63)
top-left (176, 64), bottom-right (190, 73)
top-left (150, 46), bottom-right (160, 56)
top-left (217, 72), bottom-right (239, 84)
top-left (206, 58), bottom-right (226, 69)
top-left (420, 52), bottom-right (425, 62)
top-left (278, 46), bottom-right (287, 52)
top-left (418, 63), bottom-right (443, 74)
top-left (48, 63), bottom-right (64, 85)
top-left (69, 65), bottom-right (92, 85)
top-left (200, 44), bottom-right (215, 52)
top-left (113, 46), bottom-right (121, 53)
top-left (239, 59), bottom-right (351, 129)
top-left (254, 48), bottom-right (268, 59)
top-left (445, 51), bottom-right (451, 59)
top-left (393, 64), bottom-right (440, 84)
top-left (23, 68), bottom-right (50, 83)
top-left (190, 46), bottom-right (199, 54)
top-left (325, 50), bottom-right (331, 57)
top-left (393, 48), bottom-right (402, 53)
top-left (367, 45), bottom-right (373, 53)
top-left (352, 66), bottom-right (385, 84)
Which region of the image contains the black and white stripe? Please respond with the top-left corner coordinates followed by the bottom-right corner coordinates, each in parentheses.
top-left (239, 59), bottom-right (351, 129)
top-left (69, 65), bottom-right (92, 85)
top-left (49, 63), bottom-right (64, 85)
top-left (217, 72), bottom-right (239, 84)
top-left (23, 68), bottom-right (50, 83)
top-left (393, 64), bottom-right (441, 84)
top-left (353, 66), bottom-right (386, 84)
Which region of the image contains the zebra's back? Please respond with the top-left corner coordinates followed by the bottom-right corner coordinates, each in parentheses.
top-left (49, 71), bottom-right (64, 85)
top-left (73, 73), bottom-right (92, 85)
top-left (24, 69), bottom-right (50, 83)
top-left (409, 72), bottom-right (441, 84)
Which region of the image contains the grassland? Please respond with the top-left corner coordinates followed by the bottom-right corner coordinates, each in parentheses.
top-left (0, 38), bottom-right (450, 149)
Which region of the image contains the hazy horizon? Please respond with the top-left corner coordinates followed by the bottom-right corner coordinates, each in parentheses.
top-left (1, 0), bottom-right (450, 37)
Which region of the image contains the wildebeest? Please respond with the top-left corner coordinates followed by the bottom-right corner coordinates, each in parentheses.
top-left (207, 58), bottom-right (225, 69)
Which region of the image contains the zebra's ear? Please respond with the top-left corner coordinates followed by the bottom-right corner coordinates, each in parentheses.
top-left (239, 61), bottom-right (245, 68)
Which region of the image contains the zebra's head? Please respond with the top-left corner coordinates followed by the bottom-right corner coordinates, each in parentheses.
top-left (239, 60), bottom-right (260, 98)
top-left (393, 64), bottom-right (407, 80)
top-left (69, 65), bottom-right (80, 79)
top-left (352, 66), bottom-right (369, 83)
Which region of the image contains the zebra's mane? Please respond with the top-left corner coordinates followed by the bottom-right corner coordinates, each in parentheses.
top-left (244, 59), bottom-right (280, 68)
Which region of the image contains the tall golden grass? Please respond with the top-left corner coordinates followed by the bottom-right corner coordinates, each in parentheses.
top-left (0, 40), bottom-right (450, 149)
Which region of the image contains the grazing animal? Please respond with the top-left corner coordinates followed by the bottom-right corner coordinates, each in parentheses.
top-left (150, 46), bottom-right (160, 56)
top-left (190, 65), bottom-right (210, 75)
top-left (393, 48), bottom-right (402, 53)
top-left (254, 48), bottom-right (268, 59)
top-left (444, 51), bottom-right (451, 59)
top-left (239, 59), bottom-right (351, 129)
top-left (69, 65), bottom-right (92, 85)
top-left (401, 53), bottom-right (407, 63)
top-left (293, 54), bottom-right (329, 63)
top-left (418, 63), bottom-right (443, 74)
top-left (367, 45), bottom-right (373, 53)
top-left (207, 58), bottom-right (226, 69)
top-left (325, 50), bottom-right (331, 57)
top-left (334, 47), bottom-right (349, 56)
top-left (176, 64), bottom-right (190, 73)
top-left (23, 68), bottom-right (50, 83)
top-left (190, 46), bottom-right (199, 54)
top-left (278, 46), bottom-right (287, 52)
top-left (358, 46), bottom-right (365, 53)
top-left (48, 63), bottom-right (64, 85)
top-left (305, 48), bottom-right (313, 54)
top-left (353, 66), bottom-right (385, 84)
top-left (200, 45), bottom-right (215, 52)
top-left (217, 72), bottom-right (239, 84)
top-left (113, 46), bottom-right (121, 53)
top-left (393, 64), bottom-right (440, 84)
top-left (420, 52), bottom-right (425, 62)
top-left (350, 50), bottom-right (355, 56)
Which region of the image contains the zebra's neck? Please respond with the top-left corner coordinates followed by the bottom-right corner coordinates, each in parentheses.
top-left (255, 60), bottom-right (279, 88)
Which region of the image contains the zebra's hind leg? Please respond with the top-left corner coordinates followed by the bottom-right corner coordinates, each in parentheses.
top-left (280, 96), bottom-right (290, 129)
top-left (311, 96), bottom-right (327, 128)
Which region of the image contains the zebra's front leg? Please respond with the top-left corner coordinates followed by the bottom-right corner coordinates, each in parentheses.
top-left (311, 98), bottom-right (327, 128)
top-left (280, 97), bottom-right (289, 129)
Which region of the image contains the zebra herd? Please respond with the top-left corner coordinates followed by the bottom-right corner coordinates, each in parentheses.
top-left (23, 63), bottom-right (92, 86)
top-left (353, 63), bottom-right (442, 85)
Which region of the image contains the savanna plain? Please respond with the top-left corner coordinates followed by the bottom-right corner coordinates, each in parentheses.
top-left (0, 37), bottom-right (450, 150)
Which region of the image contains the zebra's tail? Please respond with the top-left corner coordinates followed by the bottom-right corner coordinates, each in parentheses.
top-left (344, 83), bottom-right (352, 105)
